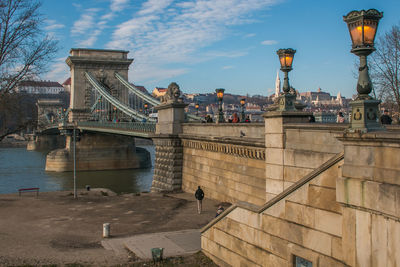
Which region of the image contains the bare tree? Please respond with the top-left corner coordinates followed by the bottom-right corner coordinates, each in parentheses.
top-left (370, 24), bottom-right (400, 114)
top-left (0, 0), bottom-right (58, 141)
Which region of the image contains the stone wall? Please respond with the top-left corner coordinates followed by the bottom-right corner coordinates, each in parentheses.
top-left (182, 123), bottom-right (264, 139)
top-left (202, 153), bottom-right (347, 266)
top-left (181, 134), bottom-right (266, 206)
top-left (201, 129), bottom-right (400, 266)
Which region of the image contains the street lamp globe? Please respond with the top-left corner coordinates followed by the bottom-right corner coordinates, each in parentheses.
top-left (343, 9), bottom-right (383, 55)
top-left (240, 98), bottom-right (245, 107)
top-left (277, 48), bottom-right (296, 71)
top-left (216, 88), bottom-right (225, 100)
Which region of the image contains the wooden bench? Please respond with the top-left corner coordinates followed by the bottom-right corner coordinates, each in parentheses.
top-left (18, 187), bottom-right (39, 197)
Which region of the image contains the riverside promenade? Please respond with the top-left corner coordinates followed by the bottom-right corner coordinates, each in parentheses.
top-left (0, 189), bottom-right (225, 266)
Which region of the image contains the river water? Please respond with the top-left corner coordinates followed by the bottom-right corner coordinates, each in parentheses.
top-left (0, 145), bottom-right (155, 195)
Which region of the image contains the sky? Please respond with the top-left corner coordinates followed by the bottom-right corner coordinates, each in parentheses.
top-left (41, 0), bottom-right (400, 98)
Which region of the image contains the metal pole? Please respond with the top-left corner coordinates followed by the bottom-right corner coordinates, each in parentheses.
top-left (73, 126), bottom-right (77, 199)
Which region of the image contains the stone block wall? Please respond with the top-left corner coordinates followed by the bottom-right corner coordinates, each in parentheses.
top-left (265, 121), bottom-right (347, 201)
top-left (181, 137), bottom-right (266, 206)
top-left (202, 154), bottom-right (346, 266)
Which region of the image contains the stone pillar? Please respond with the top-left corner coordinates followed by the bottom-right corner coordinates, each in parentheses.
top-left (263, 111), bottom-right (311, 201)
top-left (336, 131), bottom-right (400, 266)
top-left (151, 101), bottom-right (187, 192)
top-left (65, 48), bottom-right (133, 122)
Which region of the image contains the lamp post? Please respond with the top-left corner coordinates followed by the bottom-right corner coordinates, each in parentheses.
top-left (216, 88), bottom-right (225, 123)
top-left (240, 98), bottom-right (246, 122)
top-left (276, 48), bottom-right (297, 111)
top-left (144, 103), bottom-right (148, 116)
top-left (343, 9), bottom-right (383, 132)
top-left (195, 103), bottom-right (199, 116)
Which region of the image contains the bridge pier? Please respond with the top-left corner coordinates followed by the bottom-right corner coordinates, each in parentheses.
top-left (151, 99), bottom-right (187, 192)
top-left (45, 132), bottom-right (150, 172)
top-left (27, 134), bottom-right (65, 151)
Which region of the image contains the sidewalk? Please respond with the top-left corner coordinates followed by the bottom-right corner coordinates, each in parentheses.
top-left (102, 229), bottom-right (201, 260)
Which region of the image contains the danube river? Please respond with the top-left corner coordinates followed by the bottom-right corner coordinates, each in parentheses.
top-left (0, 145), bottom-right (155, 194)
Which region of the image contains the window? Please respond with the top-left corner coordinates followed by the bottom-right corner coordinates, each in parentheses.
top-left (294, 255), bottom-right (312, 267)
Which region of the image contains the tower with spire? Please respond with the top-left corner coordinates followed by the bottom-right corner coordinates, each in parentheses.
top-left (275, 70), bottom-right (281, 97)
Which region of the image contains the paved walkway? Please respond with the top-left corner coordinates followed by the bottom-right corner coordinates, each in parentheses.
top-left (102, 229), bottom-right (201, 260)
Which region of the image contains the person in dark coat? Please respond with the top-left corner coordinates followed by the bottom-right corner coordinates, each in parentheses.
top-left (194, 186), bottom-right (204, 214)
top-left (381, 110), bottom-right (392, 125)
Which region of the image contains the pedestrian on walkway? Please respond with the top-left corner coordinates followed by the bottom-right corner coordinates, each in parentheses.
top-left (194, 186), bottom-right (204, 214)
top-left (215, 205), bottom-right (224, 217)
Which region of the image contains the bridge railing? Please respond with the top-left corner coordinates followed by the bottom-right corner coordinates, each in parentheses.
top-left (76, 121), bottom-right (156, 133)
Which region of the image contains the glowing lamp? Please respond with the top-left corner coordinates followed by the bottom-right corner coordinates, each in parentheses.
top-left (195, 103), bottom-right (199, 109)
top-left (240, 98), bottom-right (245, 106)
top-left (343, 9), bottom-right (383, 53)
top-left (277, 48), bottom-right (296, 71)
top-left (216, 88), bottom-right (225, 100)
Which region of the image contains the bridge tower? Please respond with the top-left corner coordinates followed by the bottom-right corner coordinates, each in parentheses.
top-left (66, 48), bottom-right (133, 122)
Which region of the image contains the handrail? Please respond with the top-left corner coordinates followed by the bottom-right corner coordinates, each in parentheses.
top-left (85, 72), bottom-right (155, 122)
top-left (200, 152), bottom-right (344, 233)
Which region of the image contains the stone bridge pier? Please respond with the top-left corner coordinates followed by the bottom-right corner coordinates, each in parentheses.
top-left (45, 130), bottom-right (150, 172)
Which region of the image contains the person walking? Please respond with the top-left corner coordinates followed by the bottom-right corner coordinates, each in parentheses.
top-left (194, 186), bottom-right (204, 214)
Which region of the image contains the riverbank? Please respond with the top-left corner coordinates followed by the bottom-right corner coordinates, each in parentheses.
top-left (0, 189), bottom-right (227, 266)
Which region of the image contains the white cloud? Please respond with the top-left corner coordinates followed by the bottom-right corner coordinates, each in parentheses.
top-left (222, 65), bottom-right (234, 70)
top-left (44, 20), bottom-right (65, 31)
top-left (71, 9), bottom-right (99, 36)
top-left (110, 0), bottom-right (129, 12)
top-left (261, 40), bottom-right (278, 45)
top-left (138, 0), bottom-right (173, 15)
top-left (244, 33), bottom-right (256, 38)
top-left (105, 0), bottom-right (280, 83)
top-left (44, 57), bottom-right (69, 83)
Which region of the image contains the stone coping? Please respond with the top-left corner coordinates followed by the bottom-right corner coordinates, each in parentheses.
top-left (338, 130), bottom-right (400, 144)
top-left (284, 123), bottom-right (349, 132)
top-left (179, 134), bottom-right (265, 147)
top-left (70, 48), bottom-right (129, 53)
top-left (200, 152), bottom-right (344, 233)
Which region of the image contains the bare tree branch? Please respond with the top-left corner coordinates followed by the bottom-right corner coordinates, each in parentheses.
top-left (370, 24), bottom-right (400, 114)
top-left (0, 0), bottom-right (58, 138)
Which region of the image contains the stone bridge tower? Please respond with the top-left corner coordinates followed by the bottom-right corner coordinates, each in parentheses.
top-left (65, 48), bottom-right (133, 122)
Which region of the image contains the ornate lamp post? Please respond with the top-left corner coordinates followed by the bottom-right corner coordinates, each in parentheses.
top-left (240, 98), bottom-right (246, 122)
top-left (216, 88), bottom-right (225, 123)
top-left (343, 9), bottom-right (383, 132)
top-left (195, 103), bottom-right (199, 116)
top-left (144, 103), bottom-right (148, 115)
top-left (276, 48), bottom-right (296, 111)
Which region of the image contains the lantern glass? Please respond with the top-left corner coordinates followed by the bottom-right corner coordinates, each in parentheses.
top-left (195, 103), bottom-right (199, 109)
top-left (348, 21), bottom-right (377, 47)
top-left (240, 99), bottom-right (245, 106)
top-left (344, 9), bottom-right (382, 48)
top-left (279, 54), bottom-right (294, 68)
top-left (144, 103), bottom-right (148, 108)
top-left (216, 89), bottom-right (225, 100)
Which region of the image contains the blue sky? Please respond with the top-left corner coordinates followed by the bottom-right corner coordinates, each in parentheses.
top-left (41, 0), bottom-right (400, 98)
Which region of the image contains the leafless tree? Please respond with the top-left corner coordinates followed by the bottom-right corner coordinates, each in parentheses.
top-left (370, 24), bottom-right (400, 114)
top-left (0, 0), bottom-right (58, 141)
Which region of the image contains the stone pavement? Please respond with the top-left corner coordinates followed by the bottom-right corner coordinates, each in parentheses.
top-left (102, 229), bottom-right (201, 260)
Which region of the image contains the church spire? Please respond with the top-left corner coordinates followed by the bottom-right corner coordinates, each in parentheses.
top-left (275, 70), bottom-right (281, 97)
